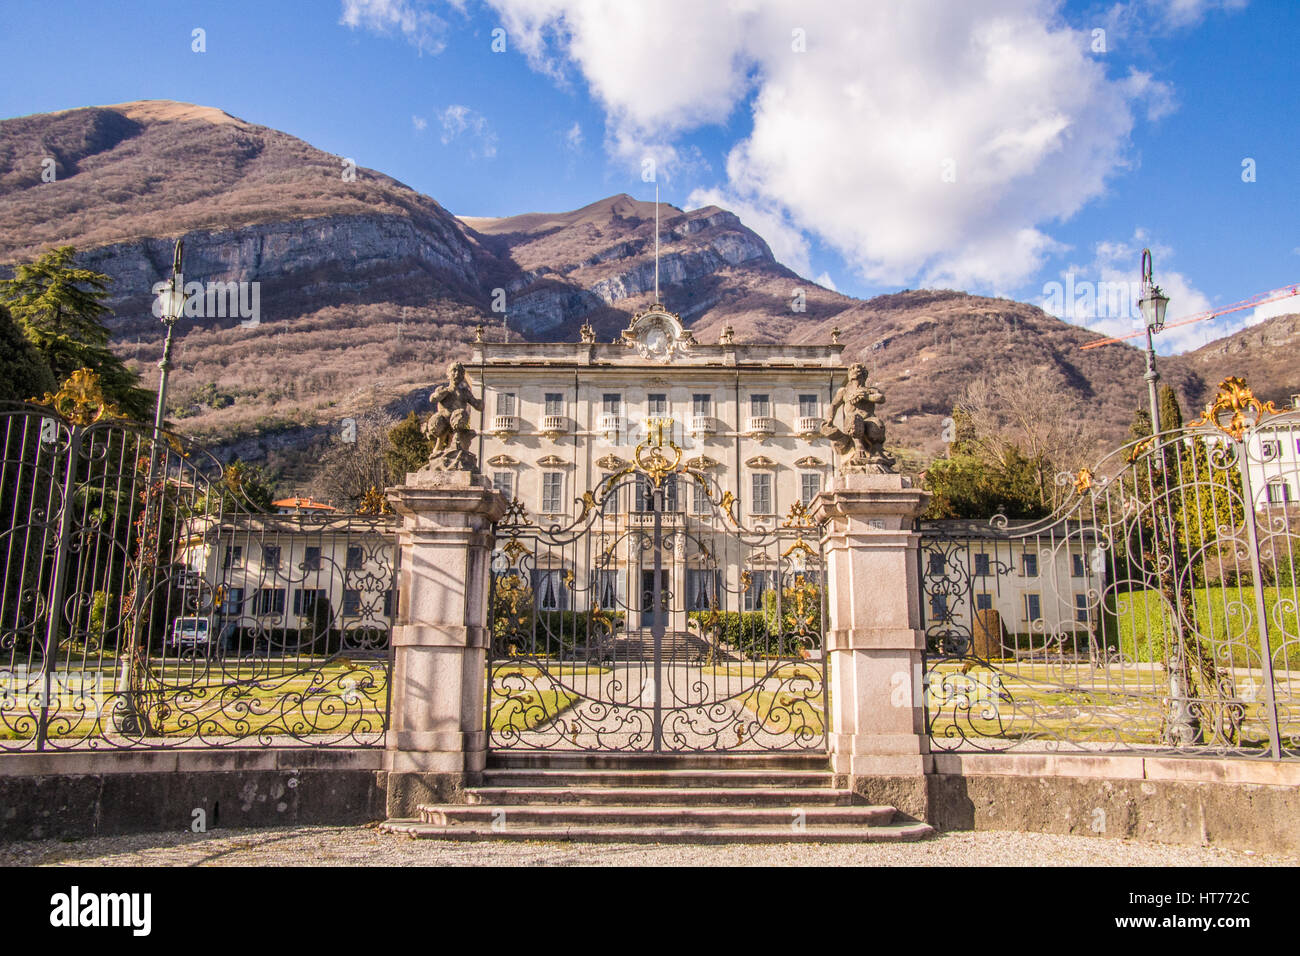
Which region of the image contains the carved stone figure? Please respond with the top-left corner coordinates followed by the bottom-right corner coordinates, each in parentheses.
top-left (820, 363), bottom-right (896, 473)
top-left (421, 362), bottom-right (483, 472)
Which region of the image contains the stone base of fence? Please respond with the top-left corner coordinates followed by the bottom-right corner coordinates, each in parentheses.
top-left (2, 750), bottom-right (1298, 851)
top-left (0, 749), bottom-right (385, 841)
top-left (926, 753), bottom-right (1300, 855)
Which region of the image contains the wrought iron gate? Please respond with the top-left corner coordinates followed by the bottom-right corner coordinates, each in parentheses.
top-left (920, 378), bottom-right (1298, 758)
top-left (487, 421), bottom-right (827, 752)
top-left (0, 379), bottom-right (394, 750)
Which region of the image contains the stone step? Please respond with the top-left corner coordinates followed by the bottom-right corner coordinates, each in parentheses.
top-left (380, 818), bottom-right (934, 845)
top-left (467, 785), bottom-right (858, 807)
top-left (487, 753), bottom-right (830, 772)
top-left (419, 804), bottom-right (897, 827)
top-left (480, 769), bottom-right (837, 789)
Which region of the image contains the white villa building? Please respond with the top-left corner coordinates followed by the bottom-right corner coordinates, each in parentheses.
top-left (472, 306), bottom-right (845, 530)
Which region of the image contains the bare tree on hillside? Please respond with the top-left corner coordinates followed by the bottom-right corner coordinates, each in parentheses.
top-left (957, 361), bottom-right (1101, 513)
top-left (309, 410), bottom-right (397, 511)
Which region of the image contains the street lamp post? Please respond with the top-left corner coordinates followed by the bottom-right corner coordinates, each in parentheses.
top-left (154, 239), bottom-right (186, 434)
top-left (114, 239), bottom-right (186, 737)
top-left (1136, 249), bottom-right (1197, 744)
top-left (1137, 248), bottom-right (1170, 436)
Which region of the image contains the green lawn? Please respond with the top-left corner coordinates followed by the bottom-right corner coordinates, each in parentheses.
top-left (925, 659), bottom-right (1290, 748)
top-left (1107, 586), bottom-right (1300, 667)
top-left (739, 689), bottom-right (826, 737)
top-left (0, 659), bottom-right (389, 742)
top-left (489, 687), bottom-right (580, 732)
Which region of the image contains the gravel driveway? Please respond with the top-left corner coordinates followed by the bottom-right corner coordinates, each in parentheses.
top-left (1, 826), bottom-right (1292, 867)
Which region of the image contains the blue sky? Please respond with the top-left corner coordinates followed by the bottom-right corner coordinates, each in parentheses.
top-left (1, 0), bottom-right (1296, 353)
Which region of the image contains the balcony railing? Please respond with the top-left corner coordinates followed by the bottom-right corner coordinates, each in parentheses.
top-left (598, 413), bottom-right (621, 437)
top-left (690, 415), bottom-right (716, 436)
top-left (796, 416), bottom-right (823, 437)
top-left (491, 415), bottom-right (519, 436)
top-left (745, 416), bottom-right (775, 438)
top-left (541, 415), bottom-right (570, 438)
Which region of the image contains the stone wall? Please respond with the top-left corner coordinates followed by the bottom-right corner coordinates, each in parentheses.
top-left (0, 750), bottom-right (384, 841)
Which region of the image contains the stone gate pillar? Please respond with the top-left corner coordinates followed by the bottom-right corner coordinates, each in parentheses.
top-left (384, 470), bottom-right (508, 817)
top-left (811, 473), bottom-right (931, 819)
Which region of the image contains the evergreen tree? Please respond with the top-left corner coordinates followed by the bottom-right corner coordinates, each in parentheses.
top-left (206, 460), bottom-right (275, 513)
top-left (1127, 406), bottom-right (1152, 442)
top-left (0, 246), bottom-right (153, 419)
top-left (0, 303), bottom-right (56, 402)
top-left (1159, 385), bottom-right (1185, 433)
top-left (386, 411), bottom-right (430, 480)
top-left (922, 405), bottom-right (1050, 520)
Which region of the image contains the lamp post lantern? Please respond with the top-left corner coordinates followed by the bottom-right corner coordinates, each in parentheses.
top-left (1137, 247), bottom-right (1170, 436)
top-left (153, 239), bottom-right (186, 434)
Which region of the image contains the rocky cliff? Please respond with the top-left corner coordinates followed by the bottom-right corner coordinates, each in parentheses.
top-left (1, 99), bottom-right (1284, 483)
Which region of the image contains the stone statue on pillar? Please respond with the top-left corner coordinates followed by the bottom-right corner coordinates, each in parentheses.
top-left (420, 362), bottom-right (483, 474)
top-left (820, 363), bottom-right (896, 474)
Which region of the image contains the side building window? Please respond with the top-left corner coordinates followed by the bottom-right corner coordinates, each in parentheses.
top-left (751, 473), bottom-right (773, 515)
top-left (492, 471), bottom-right (514, 500)
top-left (541, 472), bottom-right (564, 514)
top-left (799, 472), bottom-right (821, 506)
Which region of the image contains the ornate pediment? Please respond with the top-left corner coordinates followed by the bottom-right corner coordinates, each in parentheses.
top-left (621, 305), bottom-right (691, 363)
top-left (595, 454), bottom-right (628, 471)
top-left (793, 456), bottom-right (826, 469)
top-left (685, 455), bottom-right (721, 470)
top-left (486, 454), bottom-right (519, 467)
top-left (536, 454), bottom-right (571, 468)
top-left (745, 455), bottom-right (779, 469)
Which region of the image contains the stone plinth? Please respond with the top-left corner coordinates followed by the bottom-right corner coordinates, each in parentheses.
top-left (384, 469), bottom-right (508, 816)
top-left (811, 472), bottom-right (931, 818)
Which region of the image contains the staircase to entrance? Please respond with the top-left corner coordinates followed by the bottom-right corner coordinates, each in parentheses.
top-left (380, 754), bottom-right (933, 844)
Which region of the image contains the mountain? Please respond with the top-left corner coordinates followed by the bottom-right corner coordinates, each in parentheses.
top-left (1183, 312), bottom-right (1300, 414)
top-left (0, 99), bottom-right (1272, 483)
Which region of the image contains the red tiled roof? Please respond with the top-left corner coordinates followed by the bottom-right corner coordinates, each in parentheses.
top-left (271, 497), bottom-right (336, 511)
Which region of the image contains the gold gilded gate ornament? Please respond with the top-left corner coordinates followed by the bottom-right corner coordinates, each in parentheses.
top-left (1191, 377), bottom-right (1279, 441)
top-left (33, 368), bottom-right (121, 426)
top-left (634, 416), bottom-right (682, 487)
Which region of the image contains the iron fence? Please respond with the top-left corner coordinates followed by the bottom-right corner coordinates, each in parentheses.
top-left (0, 393), bottom-right (396, 750)
top-left (920, 381), bottom-right (1299, 758)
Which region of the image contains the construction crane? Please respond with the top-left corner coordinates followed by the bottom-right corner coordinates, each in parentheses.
top-left (1079, 282), bottom-right (1300, 351)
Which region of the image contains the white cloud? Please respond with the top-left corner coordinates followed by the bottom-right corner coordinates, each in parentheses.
top-left (1047, 231), bottom-right (1223, 353)
top-left (485, 0), bottom-right (1179, 291)
top-left (1249, 292), bottom-right (1300, 326)
top-left (813, 272), bottom-right (838, 292)
top-left (1144, 0), bottom-right (1249, 29)
top-left (412, 114), bottom-right (428, 132)
top-left (564, 121), bottom-right (583, 151)
top-left (439, 104), bottom-right (498, 158)
top-left (339, 0), bottom-right (447, 54)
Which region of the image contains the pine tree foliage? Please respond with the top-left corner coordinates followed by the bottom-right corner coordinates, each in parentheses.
top-left (0, 246), bottom-right (153, 419)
